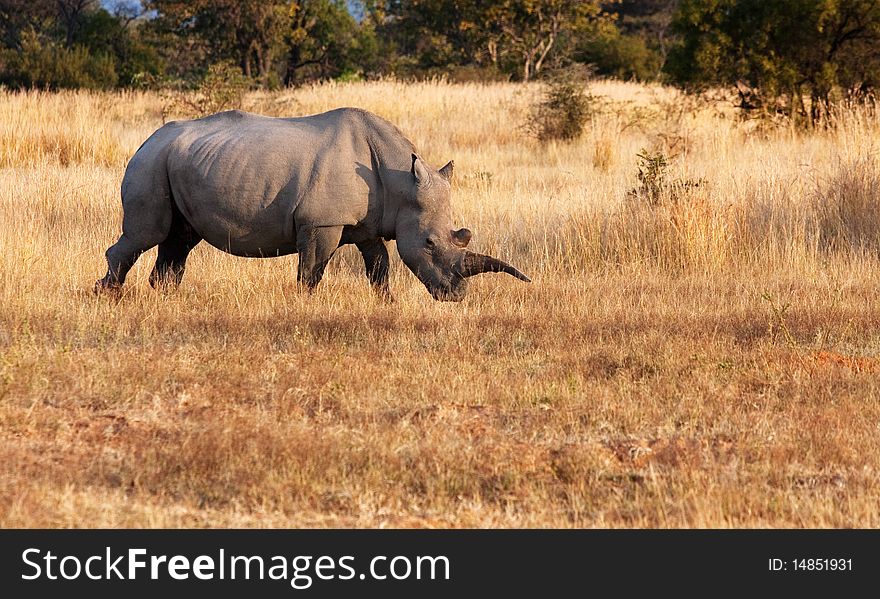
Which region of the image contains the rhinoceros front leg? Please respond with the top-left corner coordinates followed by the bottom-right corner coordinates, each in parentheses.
top-left (356, 239), bottom-right (393, 302)
top-left (296, 225), bottom-right (344, 291)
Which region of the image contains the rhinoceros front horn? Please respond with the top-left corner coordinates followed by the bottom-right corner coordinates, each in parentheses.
top-left (457, 250), bottom-right (531, 282)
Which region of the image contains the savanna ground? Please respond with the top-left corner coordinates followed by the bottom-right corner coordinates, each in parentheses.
top-left (1, 80), bottom-right (880, 527)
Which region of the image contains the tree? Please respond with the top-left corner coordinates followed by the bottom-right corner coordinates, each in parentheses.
top-left (666, 0), bottom-right (880, 123)
top-left (367, 0), bottom-right (496, 74)
top-left (0, 0), bottom-right (55, 50)
top-left (75, 5), bottom-right (163, 85)
top-left (576, 24), bottom-right (663, 81)
top-left (285, 0), bottom-right (378, 84)
top-left (374, 0), bottom-right (608, 80)
top-left (576, 0), bottom-right (674, 80)
top-left (104, 0), bottom-right (145, 23)
top-left (488, 0), bottom-right (606, 81)
top-left (606, 0), bottom-right (677, 64)
top-left (146, 0), bottom-right (284, 82)
top-left (57, 0), bottom-right (98, 47)
top-left (146, 1), bottom-right (383, 86)
top-left (0, 0), bottom-right (156, 89)
top-left (0, 27), bottom-right (118, 89)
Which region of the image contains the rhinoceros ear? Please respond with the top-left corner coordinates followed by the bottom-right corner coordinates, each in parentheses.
top-left (439, 160), bottom-right (454, 182)
top-left (411, 153), bottom-right (431, 187)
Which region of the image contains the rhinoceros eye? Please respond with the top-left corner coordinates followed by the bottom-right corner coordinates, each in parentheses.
top-left (425, 237), bottom-right (436, 249)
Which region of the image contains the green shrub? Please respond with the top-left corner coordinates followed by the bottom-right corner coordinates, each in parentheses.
top-left (631, 148), bottom-right (707, 207)
top-left (527, 70), bottom-right (594, 142)
top-left (161, 61), bottom-right (250, 119)
top-left (635, 149), bottom-right (669, 204)
top-left (75, 9), bottom-right (164, 87)
top-left (0, 30), bottom-right (118, 90)
top-left (577, 31), bottom-right (662, 81)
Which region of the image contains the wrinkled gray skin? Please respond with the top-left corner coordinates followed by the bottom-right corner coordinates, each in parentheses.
top-left (96, 108), bottom-right (530, 301)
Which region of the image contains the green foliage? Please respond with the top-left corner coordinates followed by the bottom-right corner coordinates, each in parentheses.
top-left (666, 0), bottom-right (880, 124)
top-left (75, 9), bottom-right (163, 86)
top-left (161, 61), bottom-right (249, 119)
top-left (285, 0), bottom-right (381, 85)
top-left (527, 70), bottom-right (594, 142)
top-left (635, 149), bottom-right (669, 204)
top-left (0, 0), bottom-right (676, 90)
top-left (631, 147), bottom-right (706, 206)
top-left (362, 0), bottom-right (674, 82)
top-left (28, 0), bottom-right (880, 99)
top-left (145, 0), bottom-right (283, 83)
top-left (494, 0), bottom-right (608, 81)
top-left (377, 0), bottom-right (609, 81)
top-left (142, 1), bottom-right (387, 87)
top-left (577, 27), bottom-right (663, 81)
top-left (371, 0), bottom-right (488, 71)
top-left (0, 29), bottom-right (118, 89)
top-left (0, 2), bottom-right (163, 90)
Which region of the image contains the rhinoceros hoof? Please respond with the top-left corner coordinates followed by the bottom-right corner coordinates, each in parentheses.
top-left (94, 280), bottom-right (123, 298)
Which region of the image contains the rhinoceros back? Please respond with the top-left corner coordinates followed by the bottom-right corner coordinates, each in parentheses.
top-left (123, 109), bottom-right (378, 257)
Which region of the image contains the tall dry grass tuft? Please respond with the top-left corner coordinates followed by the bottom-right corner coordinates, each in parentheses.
top-left (0, 90), bottom-right (156, 167)
top-left (812, 157), bottom-right (880, 255)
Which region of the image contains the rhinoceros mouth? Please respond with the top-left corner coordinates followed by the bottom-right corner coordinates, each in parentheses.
top-left (426, 276), bottom-right (468, 302)
top-left (430, 288), bottom-right (466, 302)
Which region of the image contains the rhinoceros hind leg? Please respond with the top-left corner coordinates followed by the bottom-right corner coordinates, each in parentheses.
top-left (149, 208), bottom-right (202, 289)
top-left (296, 225), bottom-right (344, 291)
top-left (95, 235), bottom-right (150, 294)
top-left (356, 238), bottom-right (393, 302)
top-left (96, 171), bottom-right (174, 294)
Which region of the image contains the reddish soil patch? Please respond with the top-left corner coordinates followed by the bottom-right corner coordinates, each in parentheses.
top-left (812, 350), bottom-right (878, 373)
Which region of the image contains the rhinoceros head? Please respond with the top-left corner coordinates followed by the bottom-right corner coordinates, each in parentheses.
top-left (395, 154), bottom-right (531, 302)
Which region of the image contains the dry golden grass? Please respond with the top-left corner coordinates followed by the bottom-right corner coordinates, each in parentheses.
top-left (2, 80), bottom-right (880, 527)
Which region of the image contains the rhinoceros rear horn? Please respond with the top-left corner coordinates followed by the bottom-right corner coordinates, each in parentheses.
top-left (458, 250), bottom-right (531, 282)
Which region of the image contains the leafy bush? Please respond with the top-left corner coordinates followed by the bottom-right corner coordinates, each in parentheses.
top-left (577, 30), bottom-right (662, 81)
top-left (161, 62), bottom-right (250, 120)
top-left (631, 148), bottom-right (706, 206)
top-left (0, 30), bottom-right (118, 90)
top-left (635, 149), bottom-right (669, 204)
top-left (527, 70), bottom-right (594, 142)
top-left (75, 9), bottom-right (164, 87)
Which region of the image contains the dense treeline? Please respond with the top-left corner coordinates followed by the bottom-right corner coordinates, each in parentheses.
top-left (668, 0), bottom-right (880, 123)
top-left (1, 1), bottom-right (878, 120)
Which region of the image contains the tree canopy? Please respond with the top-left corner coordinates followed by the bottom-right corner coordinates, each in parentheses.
top-left (666, 0), bottom-right (880, 121)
